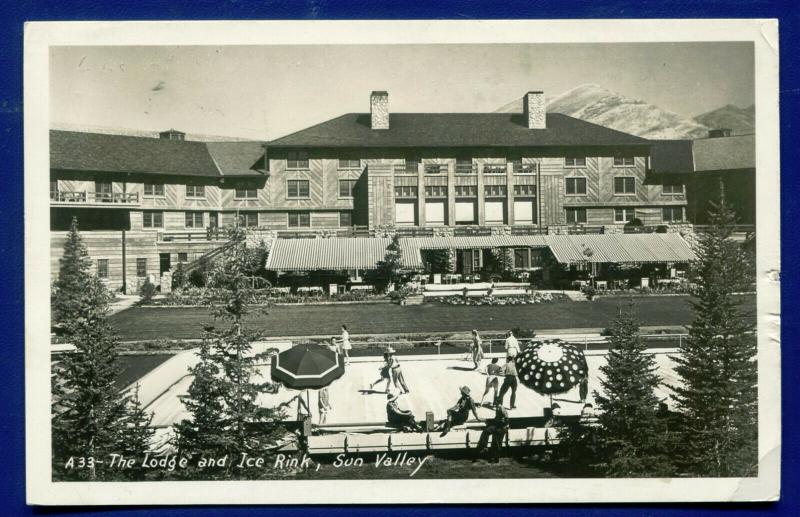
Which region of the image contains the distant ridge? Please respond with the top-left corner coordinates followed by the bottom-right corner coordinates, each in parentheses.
top-left (693, 104), bottom-right (755, 135)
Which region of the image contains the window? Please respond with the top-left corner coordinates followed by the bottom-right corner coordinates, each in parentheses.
top-left (237, 212), bottom-right (259, 228)
top-left (395, 185), bottom-right (418, 198)
top-left (565, 207), bottom-right (587, 224)
top-left (424, 185), bottom-right (447, 198)
top-left (472, 249), bottom-right (482, 270)
top-left (454, 185), bottom-right (477, 197)
top-left (142, 211), bottom-right (163, 228)
top-left (614, 208), bottom-right (635, 223)
top-left (288, 212), bottom-right (311, 228)
top-left (455, 156), bottom-right (474, 174)
top-left (614, 177), bottom-right (636, 195)
top-left (287, 180), bottom-right (310, 199)
top-left (425, 200), bottom-right (446, 226)
top-left (338, 179), bottom-right (357, 198)
top-left (287, 150), bottom-right (309, 169)
top-left (143, 183), bottom-right (165, 197)
top-left (185, 211), bottom-right (204, 228)
top-left (485, 200), bottom-right (506, 225)
top-left (50, 180), bottom-right (59, 200)
top-left (513, 200), bottom-right (537, 225)
top-left (514, 248), bottom-right (531, 269)
top-left (484, 185), bottom-right (507, 198)
top-left (338, 156), bottom-right (360, 169)
top-left (455, 200), bottom-right (477, 225)
top-left (614, 155), bottom-right (636, 167)
top-left (136, 258), bottom-right (147, 278)
top-left (404, 157), bottom-right (420, 174)
top-left (96, 181), bottom-right (113, 202)
top-left (234, 185), bottom-right (258, 199)
top-left (394, 201), bottom-right (417, 226)
top-left (565, 156), bottom-right (587, 168)
top-left (97, 259), bottom-right (109, 279)
top-left (514, 184), bottom-right (536, 197)
top-left (662, 182), bottom-right (684, 194)
top-left (339, 211), bottom-right (352, 227)
top-left (185, 184), bottom-right (205, 198)
top-left (565, 177), bottom-right (587, 195)
top-left (663, 206), bottom-right (684, 222)
top-left (178, 253), bottom-right (188, 263)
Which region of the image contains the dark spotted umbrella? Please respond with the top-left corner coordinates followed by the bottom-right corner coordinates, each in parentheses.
top-left (271, 343), bottom-right (345, 390)
top-left (516, 339), bottom-right (588, 395)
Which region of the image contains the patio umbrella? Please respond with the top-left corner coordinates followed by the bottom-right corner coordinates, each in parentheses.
top-left (516, 339), bottom-right (588, 395)
top-left (271, 342), bottom-right (345, 390)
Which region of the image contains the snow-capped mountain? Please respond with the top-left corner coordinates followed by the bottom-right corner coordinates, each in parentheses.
top-left (495, 84), bottom-right (711, 140)
top-left (693, 104), bottom-right (755, 135)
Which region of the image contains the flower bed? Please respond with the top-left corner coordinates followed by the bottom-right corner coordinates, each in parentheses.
top-left (146, 287), bottom-right (386, 306)
top-left (428, 292), bottom-right (566, 306)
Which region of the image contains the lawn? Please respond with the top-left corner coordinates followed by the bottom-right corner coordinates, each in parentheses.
top-left (109, 294), bottom-right (756, 341)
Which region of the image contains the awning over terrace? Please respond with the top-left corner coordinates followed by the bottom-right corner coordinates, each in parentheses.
top-left (264, 233), bottom-right (695, 271)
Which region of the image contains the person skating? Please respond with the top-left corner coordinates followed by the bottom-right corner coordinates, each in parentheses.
top-left (470, 329), bottom-right (484, 370)
top-left (387, 347), bottom-right (410, 394)
top-left (504, 330), bottom-right (520, 359)
top-left (337, 324), bottom-right (352, 365)
top-left (495, 355), bottom-right (519, 409)
top-left (480, 357), bottom-right (503, 407)
top-left (437, 386), bottom-right (482, 436)
top-left (386, 392), bottom-right (421, 432)
top-left (368, 352), bottom-right (392, 392)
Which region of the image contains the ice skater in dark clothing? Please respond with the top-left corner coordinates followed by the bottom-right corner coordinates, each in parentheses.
top-left (386, 392), bottom-right (421, 432)
top-left (476, 404), bottom-right (509, 462)
top-left (495, 355), bottom-right (519, 409)
top-left (436, 386), bottom-right (482, 436)
top-left (368, 352), bottom-right (392, 392)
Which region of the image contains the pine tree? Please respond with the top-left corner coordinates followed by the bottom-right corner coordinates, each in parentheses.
top-left (175, 227), bottom-right (286, 478)
top-left (116, 384), bottom-right (155, 480)
top-left (51, 217), bottom-right (152, 480)
top-left (594, 303), bottom-right (673, 476)
top-left (671, 196), bottom-right (758, 477)
top-left (377, 234), bottom-right (403, 288)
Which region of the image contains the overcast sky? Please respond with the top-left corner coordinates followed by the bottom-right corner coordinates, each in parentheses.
top-left (50, 42), bottom-right (754, 141)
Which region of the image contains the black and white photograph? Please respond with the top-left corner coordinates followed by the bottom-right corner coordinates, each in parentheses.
top-left (24, 19), bottom-right (780, 504)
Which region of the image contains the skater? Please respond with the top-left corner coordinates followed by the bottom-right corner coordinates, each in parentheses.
top-left (368, 352), bottom-right (392, 392)
top-left (480, 358), bottom-right (503, 406)
top-left (318, 387), bottom-right (331, 424)
top-left (387, 347), bottom-right (410, 394)
top-left (470, 329), bottom-right (484, 370)
top-left (504, 330), bottom-right (520, 359)
top-left (495, 355), bottom-right (518, 409)
top-left (437, 386), bottom-right (481, 436)
top-left (386, 392), bottom-right (421, 432)
top-left (337, 324), bottom-right (352, 365)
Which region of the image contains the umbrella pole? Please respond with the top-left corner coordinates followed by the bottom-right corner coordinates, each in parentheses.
top-left (307, 389), bottom-right (311, 421)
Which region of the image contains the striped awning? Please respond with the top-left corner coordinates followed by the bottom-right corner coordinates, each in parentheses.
top-left (265, 233), bottom-right (695, 272)
top-left (266, 237), bottom-right (392, 271)
top-left (544, 233), bottom-right (695, 264)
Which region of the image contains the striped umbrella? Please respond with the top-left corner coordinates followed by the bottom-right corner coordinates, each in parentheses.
top-left (516, 339), bottom-right (588, 395)
top-left (270, 343), bottom-right (345, 390)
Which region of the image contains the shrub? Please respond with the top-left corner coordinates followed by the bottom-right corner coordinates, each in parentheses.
top-left (511, 327), bottom-right (537, 339)
top-left (581, 284), bottom-right (597, 300)
top-left (139, 277), bottom-right (157, 303)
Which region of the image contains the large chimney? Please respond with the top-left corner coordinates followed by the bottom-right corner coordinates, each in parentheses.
top-left (370, 91), bottom-right (389, 130)
top-left (523, 91), bottom-right (546, 129)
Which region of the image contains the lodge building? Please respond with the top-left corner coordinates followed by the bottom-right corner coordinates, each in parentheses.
top-left (49, 90), bottom-right (748, 291)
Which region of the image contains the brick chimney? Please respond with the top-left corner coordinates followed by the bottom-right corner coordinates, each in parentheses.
top-left (523, 91), bottom-right (546, 129)
top-left (370, 91), bottom-right (389, 130)
top-left (708, 128), bottom-right (732, 138)
top-left (159, 129), bottom-right (185, 141)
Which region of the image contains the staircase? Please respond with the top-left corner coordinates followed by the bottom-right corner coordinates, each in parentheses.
top-left (181, 240), bottom-right (234, 274)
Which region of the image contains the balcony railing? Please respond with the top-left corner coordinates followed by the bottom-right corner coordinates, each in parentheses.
top-left (567, 225), bottom-right (605, 235)
top-left (51, 191), bottom-right (140, 205)
top-left (424, 164), bottom-right (448, 175)
top-left (510, 225), bottom-right (546, 235)
top-left (453, 226), bottom-right (493, 236)
top-left (513, 163), bottom-right (538, 175)
top-left (482, 164), bottom-right (507, 175)
top-left (394, 165), bottom-right (418, 175)
top-left (158, 228), bottom-right (225, 242)
top-left (455, 164), bottom-right (477, 175)
top-left (395, 227), bottom-right (435, 237)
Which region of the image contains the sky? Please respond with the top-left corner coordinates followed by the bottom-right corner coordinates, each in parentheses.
top-left (50, 42), bottom-right (754, 141)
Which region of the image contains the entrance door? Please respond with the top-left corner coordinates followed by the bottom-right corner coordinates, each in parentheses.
top-left (159, 253), bottom-right (171, 275)
top-left (209, 212), bottom-right (219, 228)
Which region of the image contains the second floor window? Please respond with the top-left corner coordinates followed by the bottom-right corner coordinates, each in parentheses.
top-left (185, 184), bottom-right (205, 198)
top-left (455, 185), bottom-right (478, 198)
top-left (425, 185), bottom-right (447, 198)
top-left (185, 211), bottom-right (204, 228)
top-left (662, 181), bottom-right (684, 194)
top-left (565, 207), bottom-right (587, 224)
top-left (395, 185), bottom-right (417, 198)
top-left (288, 212), bottom-right (311, 228)
top-left (566, 177), bottom-right (587, 195)
top-left (338, 156), bottom-right (360, 169)
top-left (97, 259), bottom-right (109, 279)
top-left (614, 177), bottom-right (636, 195)
top-left (238, 212), bottom-right (258, 228)
top-left (565, 156), bottom-right (587, 168)
top-left (514, 184), bottom-right (536, 197)
top-left (614, 155), bottom-right (636, 167)
top-left (287, 179), bottom-right (310, 198)
top-left (144, 183), bottom-right (164, 197)
top-left (614, 208), bottom-right (635, 223)
top-left (96, 181), bottom-right (113, 201)
top-left (234, 186), bottom-right (258, 199)
top-left (484, 185), bottom-right (507, 198)
top-left (287, 150), bottom-right (309, 169)
top-left (338, 179), bottom-right (357, 198)
top-left (142, 211), bottom-right (163, 228)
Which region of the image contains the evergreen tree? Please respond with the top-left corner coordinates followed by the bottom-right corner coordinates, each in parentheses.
top-left (594, 303), bottom-right (673, 477)
top-left (671, 197), bottom-right (758, 477)
top-left (377, 234), bottom-right (403, 288)
top-left (51, 217), bottom-right (152, 480)
top-left (116, 384), bottom-right (155, 480)
top-left (175, 227), bottom-right (286, 478)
